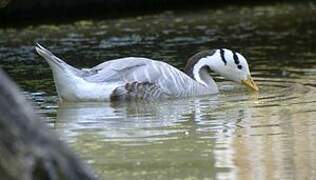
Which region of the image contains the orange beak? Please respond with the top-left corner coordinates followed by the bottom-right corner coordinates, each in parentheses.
top-left (241, 75), bottom-right (259, 91)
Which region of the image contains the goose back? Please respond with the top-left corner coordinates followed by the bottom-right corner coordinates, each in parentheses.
top-left (82, 57), bottom-right (212, 99)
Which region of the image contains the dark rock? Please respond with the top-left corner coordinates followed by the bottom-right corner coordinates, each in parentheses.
top-left (0, 68), bottom-right (97, 180)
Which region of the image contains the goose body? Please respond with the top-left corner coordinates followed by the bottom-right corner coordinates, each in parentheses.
top-left (35, 44), bottom-right (258, 102)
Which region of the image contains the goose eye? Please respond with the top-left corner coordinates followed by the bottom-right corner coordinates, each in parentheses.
top-left (237, 65), bottom-right (242, 70)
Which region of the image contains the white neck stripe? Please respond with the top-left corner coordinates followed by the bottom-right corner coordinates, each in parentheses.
top-left (192, 57), bottom-right (209, 86)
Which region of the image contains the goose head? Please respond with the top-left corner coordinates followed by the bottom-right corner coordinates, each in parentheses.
top-left (184, 48), bottom-right (259, 91)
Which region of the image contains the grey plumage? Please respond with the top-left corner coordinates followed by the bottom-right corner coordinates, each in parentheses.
top-left (110, 82), bottom-right (168, 101)
top-left (82, 57), bottom-right (215, 100)
top-left (35, 44), bottom-right (227, 102)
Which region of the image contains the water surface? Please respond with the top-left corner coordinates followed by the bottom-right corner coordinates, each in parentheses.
top-left (1, 2), bottom-right (316, 179)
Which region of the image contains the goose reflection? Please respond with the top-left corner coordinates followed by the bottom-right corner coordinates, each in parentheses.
top-left (55, 96), bottom-right (223, 142)
top-left (54, 94), bottom-right (256, 179)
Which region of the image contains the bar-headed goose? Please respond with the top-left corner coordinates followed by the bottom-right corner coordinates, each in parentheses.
top-left (35, 43), bottom-right (258, 102)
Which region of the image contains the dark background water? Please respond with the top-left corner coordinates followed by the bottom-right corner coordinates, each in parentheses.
top-left (0, 1), bottom-right (316, 179)
top-left (0, 0), bottom-right (308, 25)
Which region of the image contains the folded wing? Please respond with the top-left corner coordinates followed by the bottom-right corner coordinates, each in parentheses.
top-left (82, 57), bottom-right (190, 100)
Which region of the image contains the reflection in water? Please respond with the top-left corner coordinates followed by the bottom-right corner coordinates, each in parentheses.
top-left (56, 96), bottom-right (220, 142)
top-left (55, 96), bottom-right (240, 179)
top-left (234, 107), bottom-right (316, 180)
top-left (55, 98), bottom-right (220, 179)
top-left (52, 79), bottom-right (316, 179)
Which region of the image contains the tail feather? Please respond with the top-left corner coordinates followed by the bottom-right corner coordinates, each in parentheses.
top-left (35, 43), bottom-right (82, 75)
top-left (35, 43), bottom-right (85, 101)
top-left (35, 43), bottom-right (66, 68)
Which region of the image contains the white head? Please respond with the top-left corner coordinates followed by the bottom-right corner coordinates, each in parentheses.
top-left (184, 48), bottom-right (259, 91)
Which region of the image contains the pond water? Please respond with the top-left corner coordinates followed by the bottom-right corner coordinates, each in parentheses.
top-left (1, 2), bottom-right (316, 180)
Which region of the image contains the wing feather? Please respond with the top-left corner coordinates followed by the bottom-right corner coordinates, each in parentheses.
top-left (83, 57), bottom-right (158, 82)
top-left (82, 57), bottom-right (194, 99)
top-left (110, 82), bottom-right (170, 101)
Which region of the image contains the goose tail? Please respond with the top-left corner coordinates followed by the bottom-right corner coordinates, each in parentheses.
top-left (35, 43), bottom-right (82, 75)
top-left (35, 43), bottom-right (85, 101)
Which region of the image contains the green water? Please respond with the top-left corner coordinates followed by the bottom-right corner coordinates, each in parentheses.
top-left (1, 2), bottom-right (316, 179)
